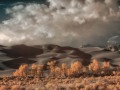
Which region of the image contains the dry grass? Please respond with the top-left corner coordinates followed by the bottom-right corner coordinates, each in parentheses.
top-left (0, 60), bottom-right (119, 90)
top-left (0, 75), bottom-right (120, 90)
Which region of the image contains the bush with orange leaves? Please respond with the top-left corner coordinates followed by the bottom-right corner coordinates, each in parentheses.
top-left (36, 64), bottom-right (44, 77)
top-left (54, 66), bottom-right (61, 77)
top-left (66, 68), bottom-right (73, 77)
top-left (72, 61), bottom-right (83, 74)
top-left (89, 59), bottom-right (100, 72)
top-left (68, 61), bottom-right (83, 77)
top-left (30, 64), bottom-right (37, 76)
top-left (103, 61), bottom-right (110, 69)
top-left (13, 64), bottom-right (28, 77)
top-left (47, 60), bottom-right (57, 77)
top-left (61, 63), bottom-right (67, 77)
top-left (13, 59), bottom-right (114, 78)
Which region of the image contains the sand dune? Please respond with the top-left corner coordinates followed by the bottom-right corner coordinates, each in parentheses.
top-left (80, 47), bottom-right (120, 66)
top-left (0, 44), bottom-right (119, 76)
top-left (0, 44), bottom-right (91, 69)
top-left (1, 45), bottom-right (44, 58)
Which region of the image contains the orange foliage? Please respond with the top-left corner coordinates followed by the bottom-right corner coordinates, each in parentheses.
top-left (89, 59), bottom-right (100, 71)
top-left (103, 61), bottom-right (110, 69)
top-left (13, 59), bottom-right (113, 78)
top-left (37, 64), bottom-right (44, 77)
top-left (47, 60), bottom-right (57, 77)
top-left (13, 64), bottom-right (28, 77)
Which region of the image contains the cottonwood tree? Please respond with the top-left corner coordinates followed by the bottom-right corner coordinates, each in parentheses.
top-left (73, 61), bottom-right (83, 74)
top-left (67, 68), bottom-right (74, 77)
top-left (102, 61), bottom-right (111, 75)
top-left (13, 64), bottom-right (28, 77)
top-left (37, 64), bottom-right (44, 78)
top-left (70, 61), bottom-right (83, 76)
top-left (55, 66), bottom-right (61, 77)
top-left (61, 63), bottom-right (67, 77)
top-left (103, 61), bottom-right (110, 69)
top-left (47, 60), bottom-right (57, 77)
top-left (31, 64), bottom-right (37, 77)
top-left (89, 59), bottom-right (100, 72)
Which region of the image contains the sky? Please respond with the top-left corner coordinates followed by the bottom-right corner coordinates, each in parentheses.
top-left (0, 0), bottom-right (47, 21)
top-left (0, 0), bottom-right (120, 47)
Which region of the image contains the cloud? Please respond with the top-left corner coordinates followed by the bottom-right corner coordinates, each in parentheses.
top-left (11, 2), bottom-right (25, 6)
top-left (0, 0), bottom-right (120, 47)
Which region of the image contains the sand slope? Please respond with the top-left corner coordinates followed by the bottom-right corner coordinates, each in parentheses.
top-left (0, 45), bottom-right (119, 76)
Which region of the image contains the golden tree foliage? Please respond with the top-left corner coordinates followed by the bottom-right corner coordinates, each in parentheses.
top-left (13, 59), bottom-right (112, 78)
top-left (13, 64), bottom-right (28, 77)
top-left (89, 59), bottom-right (100, 71)
top-left (37, 64), bottom-right (44, 77)
top-left (67, 68), bottom-right (74, 77)
top-left (55, 66), bottom-right (61, 77)
top-left (47, 60), bottom-right (57, 77)
top-left (103, 61), bottom-right (110, 69)
top-left (73, 61), bottom-right (83, 74)
top-left (61, 63), bottom-right (67, 77)
top-left (31, 64), bottom-right (37, 76)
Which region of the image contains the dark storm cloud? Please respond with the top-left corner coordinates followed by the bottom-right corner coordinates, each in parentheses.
top-left (0, 0), bottom-right (120, 47)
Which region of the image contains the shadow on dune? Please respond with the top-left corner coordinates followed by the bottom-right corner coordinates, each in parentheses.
top-left (61, 46), bottom-right (92, 66)
top-left (1, 45), bottom-right (44, 58)
top-left (2, 57), bottom-right (36, 69)
top-left (0, 44), bottom-right (92, 69)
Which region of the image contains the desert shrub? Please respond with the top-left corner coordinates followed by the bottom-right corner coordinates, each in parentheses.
top-left (13, 59), bottom-right (118, 78)
top-left (61, 63), bottom-right (67, 77)
top-left (88, 59), bottom-right (100, 71)
top-left (47, 60), bottom-right (57, 77)
top-left (55, 66), bottom-right (61, 77)
top-left (103, 61), bottom-right (110, 69)
top-left (36, 64), bottom-right (44, 77)
top-left (31, 64), bottom-right (37, 76)
top-left (13, 64), bottom-right (28, 77)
